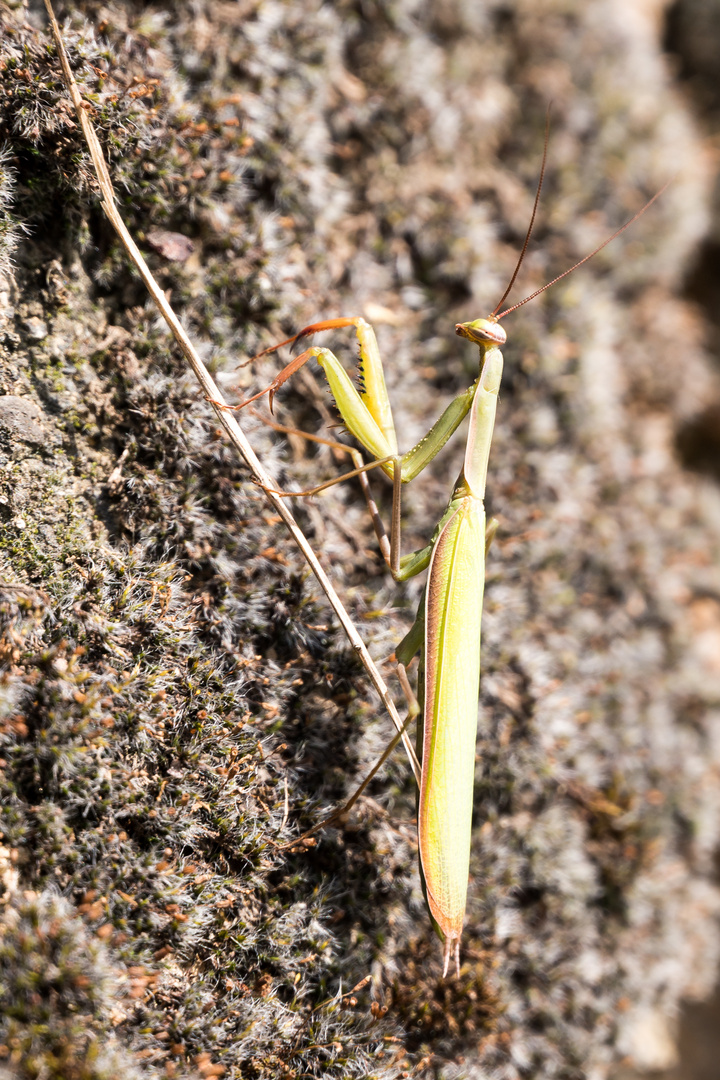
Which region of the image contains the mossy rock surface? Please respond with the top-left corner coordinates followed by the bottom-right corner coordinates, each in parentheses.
top-left (1, 2), bottom-right (720, 1079)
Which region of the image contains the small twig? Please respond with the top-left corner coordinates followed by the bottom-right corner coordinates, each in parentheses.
top-left (43, 0), bottom-right (419, 785)
top-left (281, 775), bottom-right (290, 832)
top-left (106, 445), bottom-right (130, 495)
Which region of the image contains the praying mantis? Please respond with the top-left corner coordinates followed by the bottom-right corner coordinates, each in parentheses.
top-left (38, 0), bottom-right (667, 989)
top-left (232, 152), bottom-right (667, 977)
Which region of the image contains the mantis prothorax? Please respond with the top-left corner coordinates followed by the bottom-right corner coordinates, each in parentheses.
top-left (233, 161), bottom-right (667, 977)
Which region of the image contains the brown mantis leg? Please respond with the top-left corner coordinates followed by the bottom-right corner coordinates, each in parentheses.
top-left (281, 663), bottom-right (421, 850)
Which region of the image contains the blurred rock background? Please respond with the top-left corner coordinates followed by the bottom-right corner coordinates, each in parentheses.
top-left (1, 0), bottom-right (720, 1078)
top-left (621, 6), bottom-right (720, 1080)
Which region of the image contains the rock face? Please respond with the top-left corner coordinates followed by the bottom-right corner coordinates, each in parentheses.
top-left (0, 396), bottom-right (49, 448)
top-left (1, 2), bottom-right (719, 1079)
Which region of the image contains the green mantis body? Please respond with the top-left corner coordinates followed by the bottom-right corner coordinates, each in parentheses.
top-left (396, 327), bottom-right (503, 976)
top-left (243, 312), bottom-right (506, 976)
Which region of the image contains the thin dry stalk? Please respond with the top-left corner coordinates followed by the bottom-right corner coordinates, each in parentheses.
top-left (42, 0), bottom-right (420, 783)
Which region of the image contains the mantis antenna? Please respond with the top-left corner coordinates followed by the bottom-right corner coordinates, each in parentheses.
top-left (491, 111), bottom-right (551, 318)
top-left (494, 179), bottom-right (671, 321)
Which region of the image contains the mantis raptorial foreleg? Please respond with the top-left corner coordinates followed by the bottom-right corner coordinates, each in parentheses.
top-left (233, 316), bottom-right (478, 577)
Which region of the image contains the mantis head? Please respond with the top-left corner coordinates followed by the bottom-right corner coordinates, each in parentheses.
top-left (455, 317), bottom-right (507, 346)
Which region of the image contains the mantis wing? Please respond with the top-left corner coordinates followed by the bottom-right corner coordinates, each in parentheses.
top-left (419, 494), bottom-right (485, 976)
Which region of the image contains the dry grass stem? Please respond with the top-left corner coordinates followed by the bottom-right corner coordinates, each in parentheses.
top-left (42, 0), bottom-right (419, 783)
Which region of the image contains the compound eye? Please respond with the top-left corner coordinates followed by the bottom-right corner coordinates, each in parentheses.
top-left (482, 320), bottom-right (507, 345)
